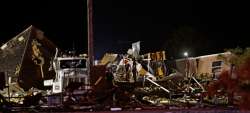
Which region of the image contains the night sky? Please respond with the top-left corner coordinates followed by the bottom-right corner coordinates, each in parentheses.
top-left (0, 0), bottom-right (250, 59)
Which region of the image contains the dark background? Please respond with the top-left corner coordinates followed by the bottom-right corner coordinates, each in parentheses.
top-left (0, 0), bottom-right (249, 59)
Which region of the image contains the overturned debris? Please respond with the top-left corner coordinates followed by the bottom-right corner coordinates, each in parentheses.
top-left (0, 25), bottom-right (57, 104)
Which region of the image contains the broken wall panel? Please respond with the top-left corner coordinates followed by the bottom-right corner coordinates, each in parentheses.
top-left (0, 27), bottom-right (31, 82)
top-left (0, 25), bottom-right (57, 90)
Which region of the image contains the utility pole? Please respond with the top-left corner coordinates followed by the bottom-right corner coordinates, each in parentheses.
top-left (87, 0), bottom-right (94, 68)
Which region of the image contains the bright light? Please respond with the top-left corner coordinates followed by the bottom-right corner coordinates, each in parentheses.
top-left (18, 36), bottom-right (24, 42)
top-left (184, 52), bottom-right (188, 57)
top-left (1, 44), bottom-right (7, 50)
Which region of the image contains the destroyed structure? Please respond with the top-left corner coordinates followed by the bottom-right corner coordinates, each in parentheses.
top-left (0, 26), bottom-right (57, 105)
top-left (175, 52), bottom-right (232, 80)
top-left (0, 26), bottom-right (239, 111)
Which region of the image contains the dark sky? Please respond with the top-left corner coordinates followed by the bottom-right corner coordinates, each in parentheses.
top-left (0, 0), bottom-right (250, 59)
